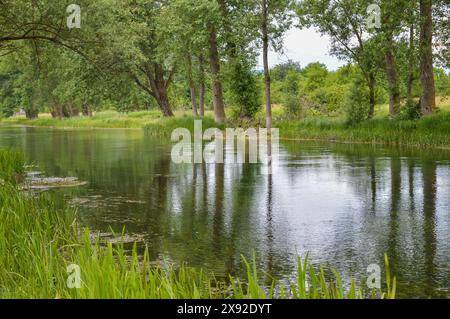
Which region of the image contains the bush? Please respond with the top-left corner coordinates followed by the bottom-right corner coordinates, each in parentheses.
top-left (345, 76), bottom-right (371, 125)
top-left (227, 60), bottom-right (261, 119)
top-left (284, 70), bottom-right (301, 116)
top-left (401, 99), bottom-right (422, 120)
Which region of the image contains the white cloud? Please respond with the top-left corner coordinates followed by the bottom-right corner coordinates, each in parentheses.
top-left (257, 27), bottom-right (346, 71)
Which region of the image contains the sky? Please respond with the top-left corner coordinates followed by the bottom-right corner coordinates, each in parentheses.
top-left (257, 27), bottom-right (346, 71)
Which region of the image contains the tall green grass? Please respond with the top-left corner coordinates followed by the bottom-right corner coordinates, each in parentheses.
top-left (0, 149), bottom-right (24, 183)
top-left (280, 111), bottom-right (450, 149)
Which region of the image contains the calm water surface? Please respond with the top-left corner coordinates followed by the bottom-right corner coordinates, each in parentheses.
top-left (1, 126), bottom-right (449, 298)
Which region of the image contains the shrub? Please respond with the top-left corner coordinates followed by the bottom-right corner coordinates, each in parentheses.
top-left (345, 76), bottom-right (371, 125)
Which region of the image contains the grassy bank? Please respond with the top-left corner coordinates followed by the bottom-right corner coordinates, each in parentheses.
top-left (279, 111), bottom-right (450, 149)
top-left (2, 101), bottom-right (449, 149)
top-left (0, 150), bottom-right (396, 299)
top-left (0, 110), bottom-right (164, 129)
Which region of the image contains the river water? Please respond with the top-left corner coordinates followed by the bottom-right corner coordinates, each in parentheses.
top-left (1, 126), bottom-right (449, 298)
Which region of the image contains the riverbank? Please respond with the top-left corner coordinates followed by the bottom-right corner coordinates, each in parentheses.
top-left (2, 104), bottom-right (450, 149)
top-left (0, 149), bottom-right (396, 299)
top-left (279, 111), bottom-right (450, 149)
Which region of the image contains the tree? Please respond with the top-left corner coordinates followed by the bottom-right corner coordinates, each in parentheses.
top-left (0, 61), bottom-right (20, 117)
top-left (218, 0), bottom-right (261, 119)
top-left (434, 0), bottom-right (450, 69)
top-left (158, 0), bottom-right (214, 118)
top-left (419, 0), bottom-right (436, 114)
top-left (379, 0), bottom-right (408, 116)
top-left (271, 60), bottom-right (301, 81)
top-left (297, 0), bottom-right (382, 119)
top-left (0, 0), bottom-right (99, 64)
top-left (260, 0), bottom-right (294, 129)
top-left (283, 70), bottom-right (301, 116)
top-left (208, 22), bottom-right (227, 123)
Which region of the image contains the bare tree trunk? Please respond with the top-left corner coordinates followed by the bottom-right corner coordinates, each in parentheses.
top-left (208, 24), bottom-right (226, 124)
top-left (419, 0), bottom-right (436, 115)
top-left (261, 0), bottom-right (272, 130)
top-left (385, 48), bottom-right (400, 116)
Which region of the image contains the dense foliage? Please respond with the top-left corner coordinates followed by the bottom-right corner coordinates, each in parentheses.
top-left (0, 0), bottom-right (449, 123)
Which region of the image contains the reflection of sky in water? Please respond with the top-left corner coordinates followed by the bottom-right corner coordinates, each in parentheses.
top-left (0, 126), bottom-right (449, 298)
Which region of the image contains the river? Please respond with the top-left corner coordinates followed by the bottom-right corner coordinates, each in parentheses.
top-left (0, 126), bottom-right (449, 298)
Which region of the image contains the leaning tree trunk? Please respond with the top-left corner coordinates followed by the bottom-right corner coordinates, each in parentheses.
top-left (208, 24), bottom-right (226, 124)
top-left (261, 0), bottom-right (272, 130)
top-left (155, 86), bottom-right (173, 117)
top-left (419, 0), bottom-right (436, 115)
top-left (151, 64), bottom-right (174, 117)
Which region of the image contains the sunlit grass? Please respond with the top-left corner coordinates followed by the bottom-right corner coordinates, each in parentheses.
top-left (279, 100), bottom-right (450, 148)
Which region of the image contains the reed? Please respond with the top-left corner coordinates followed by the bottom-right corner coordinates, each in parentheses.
top-left (0, 149), bottom-right (24, 183)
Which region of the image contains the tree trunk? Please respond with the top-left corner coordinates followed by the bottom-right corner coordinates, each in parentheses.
top-left (67, 102), bottom-right (79, 117)
top-left (261, 0), bottom-right (272, 130)
top-left (155, 87), bottom-right (173, 117)
top-left (199, 54), bottom-right (206, 117)
top-left (151, 64), bottom-right (174, 117)
top-left (385, 48), bottom-right (400, 116)
top-left (187, 55), bottom-right (199, 117)
top-left (208, 24), bottom-right (226, 124)
top-left (199, 83), bottom-right (205, 117)
top-left (367, 74), bottom-right (376, 119)
top-left (51, 104), bottom-right (63, 119)
top-left (407, 24), bottom-right (415, 100)
top-left (82, 102), bottom-right (92, 117)
top-left (419, 0), bottom-right (436, 115)
top-left (190, 87), bottom-right (199, 117)
top-left (25, 106), bottom-right (38, 119)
